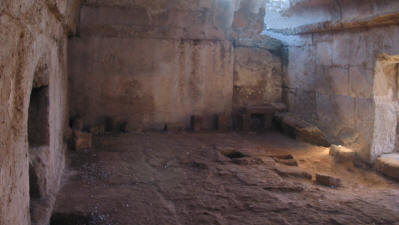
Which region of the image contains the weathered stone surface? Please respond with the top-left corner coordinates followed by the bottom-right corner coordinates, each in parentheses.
top-left (70, 38), bottom-right (235, 131)
top-left (0, 1), bottom-right (80, 224)
top-left (329, 145), bottom-right (356, 163)
top-left (316, 174), bottom-right (342, 187)
top-left (73, 131), bottom-right (93, 151)
top-left (233, 47), bottom-right (282, 112)
top-left (375, 153), bottom-right (399, 181)
top-left (280, 23), bottom-right (399, 163)
top-left (70, 0), bottom-right (281, 132)
top-left (274, 113), bottom-right (330, 147)
top-left (328, 66), bottom-right (349, 96)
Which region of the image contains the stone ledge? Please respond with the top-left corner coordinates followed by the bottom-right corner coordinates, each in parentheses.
top-left (375, 153), bottom-right (399, 181)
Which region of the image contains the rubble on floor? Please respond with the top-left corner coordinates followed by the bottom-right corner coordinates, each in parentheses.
top-left (316, 173), bottom-right (342, 187)
top-left (275, 164), bottom-right (312, 180)
top-left (329, 145), bottom-right (356, 163)
top-left (53, 132), bottom-right (399, 225)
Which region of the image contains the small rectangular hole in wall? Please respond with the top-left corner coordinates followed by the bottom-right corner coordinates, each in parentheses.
top-left (28, 86), bottom-right (49, 147)
top-left (250, 113), bottom-right (265, 131)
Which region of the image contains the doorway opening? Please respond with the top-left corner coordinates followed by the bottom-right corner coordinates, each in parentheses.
top-left (28, 64), bottom-right (50, 224)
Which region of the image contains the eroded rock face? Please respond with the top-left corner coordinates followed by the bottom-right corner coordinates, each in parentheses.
top-left (0, 1), bottom-right (80, 225)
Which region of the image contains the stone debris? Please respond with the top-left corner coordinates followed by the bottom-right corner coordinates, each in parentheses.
top-left (375, 154), bottom-right (399, 181)
top-left (316, 174), bottom-right (341, 187)
top-left (329, 145), bottom-right (356, 163)
top-left (270, 154), bottom-right (298, 166)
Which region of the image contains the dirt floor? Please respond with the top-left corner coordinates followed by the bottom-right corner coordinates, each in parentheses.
top-left (52, 132), bottom-right (399, 225)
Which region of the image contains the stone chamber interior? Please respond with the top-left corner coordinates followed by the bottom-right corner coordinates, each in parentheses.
top-left (2, 0), bottom-right (399, 225)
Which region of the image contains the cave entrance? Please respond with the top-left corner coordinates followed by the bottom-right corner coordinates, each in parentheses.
top-left (28, 65), bottom-right (50, 223)
top-left (371, 55), bottom-right (399, 161)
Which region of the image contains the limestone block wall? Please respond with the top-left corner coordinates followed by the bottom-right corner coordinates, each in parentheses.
top-left (233, 47), bottom-right (282, 111)
top-left (0, 1), bottom-right (80, 225)
top-left (284, 25), bottom-right (399, 162)
top-left (69, 0), bottom-right (283, 131)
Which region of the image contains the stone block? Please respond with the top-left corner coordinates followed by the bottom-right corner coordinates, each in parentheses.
top-left (332, 33), bottom-right (352, 66)
top-left (73, 131), bottom-right (92, 151)
top-left (375, 153), bottom-right (399, 181)
top-left (328, 66), bottom-right (349, 96)
top-left (316, 41), bottom-right (333, 66)
top-left (329, 145), bottom-right (356, 163)
top-left (333, 95), bottom-right (355, 127)
top-left (349, 66), bottom-right (373, 98)
top-left (332, 32), bottom-right (367, 66)
top-left (275, 165), bottom-right (312, 180)
top-left (316, 174), bottom-right (341, 187)
top-left (191, 115), bottom-right (203, 132)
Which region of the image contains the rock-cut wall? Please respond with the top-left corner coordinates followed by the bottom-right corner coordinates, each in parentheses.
top-left (69, 0), bottom-right (283, 131)
top-left (0, 1), bottom-right (80, 225)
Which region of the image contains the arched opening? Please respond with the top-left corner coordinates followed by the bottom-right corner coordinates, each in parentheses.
top-left (28, 63), bottom-right (50, 223)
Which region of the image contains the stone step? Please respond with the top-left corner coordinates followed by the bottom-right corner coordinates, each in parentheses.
top-left (375, 153), bottom-right (399, 181)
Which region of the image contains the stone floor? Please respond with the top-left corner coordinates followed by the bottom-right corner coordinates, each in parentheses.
top-left (52, 132), bottom-right (399, 225)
